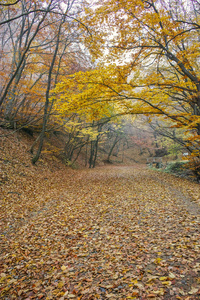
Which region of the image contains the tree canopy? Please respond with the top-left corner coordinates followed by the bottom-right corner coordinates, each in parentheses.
top-left (53, 0), bottom-right (200, 173)
top-left (0, 0), bottom-right (200, 175)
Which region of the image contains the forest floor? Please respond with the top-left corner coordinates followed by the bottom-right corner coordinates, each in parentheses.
top-left (0, 129), bottom-right (200, 300)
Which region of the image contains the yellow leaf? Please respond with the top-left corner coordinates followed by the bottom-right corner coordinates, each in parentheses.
top-left (154, 289), bottom-right (165, 295)
top-left (159, 276), bottom-right (168, 281)
top-left (147, 275), bottom-right (157, 283)
top-left (154, 257), bottom-right (162, 264)
top-left (57, 282), bottom-right (64, 289)
top-left (61, 265), bottom-right (67, 271)
top-left (162, 281), bottom-right (172, 286)
top-left (188, 287), bottom-right (199, 294)
top-left (131, 279), bottom-right (138, 284)
top-left (168, 272), bottom-right (176, 279)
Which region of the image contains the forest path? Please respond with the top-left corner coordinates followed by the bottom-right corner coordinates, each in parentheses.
top-left (0, 165), bottom-right (200, 299)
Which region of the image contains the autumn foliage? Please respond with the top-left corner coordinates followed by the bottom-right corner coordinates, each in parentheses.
top-left (1, 2), bottom-right (200, 299)
top-left (0, 0), bottom-right (200, 172)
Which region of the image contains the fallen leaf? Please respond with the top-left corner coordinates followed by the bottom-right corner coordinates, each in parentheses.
top-left (61, 265), bottom-right (67, 271)
top-left (188, 287), bottom-right (199, 294)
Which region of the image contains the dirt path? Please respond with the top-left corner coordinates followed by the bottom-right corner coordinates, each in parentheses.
top-left (0, 165), bottom-right (200, 299)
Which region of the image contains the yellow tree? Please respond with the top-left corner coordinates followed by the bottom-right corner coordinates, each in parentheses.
top-left (0, 0), bottom-right (92, 164)
top-left (52, 68), bottom-right (121, 167)
top-left (0, 0), bottom-right (20, 6)
top-left (74, 0), bottom-right (199, 178)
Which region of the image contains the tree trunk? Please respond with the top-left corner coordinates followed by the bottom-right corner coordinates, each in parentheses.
top-left (32, 17), bottom-right (63, 164)
top-left (107, 135), bottom-right (120, 161)
top-left (92, 135), bottom-right (100, 168)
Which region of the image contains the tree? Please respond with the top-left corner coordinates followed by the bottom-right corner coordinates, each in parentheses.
top-left (0, 0), bottom-right (53, 110)
top-left (52, 72), bottom-right (120, 167)
top-left (0, 0), bottom-right (93, 163)
top-left (76, 0), bottom-right (199, 177)
top-left (0, 0), bottom-right (20, 6)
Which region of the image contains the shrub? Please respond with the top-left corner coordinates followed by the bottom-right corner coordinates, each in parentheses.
top-left (164, 161), bottom-right (188, 175)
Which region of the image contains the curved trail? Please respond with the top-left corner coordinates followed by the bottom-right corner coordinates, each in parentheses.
top-left (0, 165), bottom-right (199, 299)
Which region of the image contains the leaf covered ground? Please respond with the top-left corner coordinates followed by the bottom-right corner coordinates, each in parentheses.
top-left (0, 130), bottom-right (200, 300)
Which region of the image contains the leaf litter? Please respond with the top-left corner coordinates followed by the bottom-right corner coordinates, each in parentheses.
top-left (0, 158), bottom-right (200, 299)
